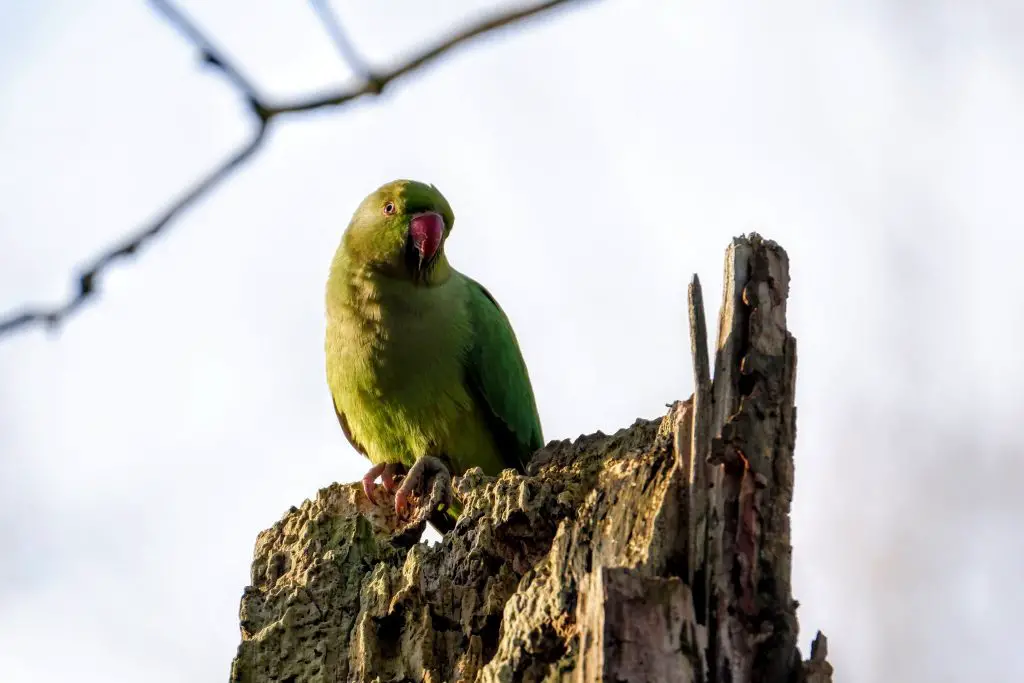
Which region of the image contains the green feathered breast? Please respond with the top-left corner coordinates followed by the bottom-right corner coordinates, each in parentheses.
top-left (326, 267), bottom-right (542, 478)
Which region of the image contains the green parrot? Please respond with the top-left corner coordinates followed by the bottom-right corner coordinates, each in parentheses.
top-left (325, 179), bottom-right (543, 527)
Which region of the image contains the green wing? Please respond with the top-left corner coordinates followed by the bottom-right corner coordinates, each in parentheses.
top-left (463, 277), bottom-right (544, 473)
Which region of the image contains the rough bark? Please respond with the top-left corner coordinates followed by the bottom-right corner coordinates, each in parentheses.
top-left (229, 234), bottom-right (833, 683)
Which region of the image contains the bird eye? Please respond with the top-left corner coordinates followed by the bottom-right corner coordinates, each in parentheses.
top-left (383, 201), bottom-right (396, 215)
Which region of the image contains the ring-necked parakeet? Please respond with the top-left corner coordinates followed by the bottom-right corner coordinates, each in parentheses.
top-left (324, 179), bottom-right (543, 528)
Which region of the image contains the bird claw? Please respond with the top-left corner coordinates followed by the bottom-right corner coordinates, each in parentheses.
top-left (361, 463), bottom-right (405, 506)
top-left (361, 463), bottom-right (386, 504)
top-left (393, 456), bottom-right (452, 525)
top-left (381, 463), bottom-right (399, 494)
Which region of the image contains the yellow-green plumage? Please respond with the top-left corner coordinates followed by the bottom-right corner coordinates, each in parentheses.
top-left (325, 180), bottom-right (543, 516)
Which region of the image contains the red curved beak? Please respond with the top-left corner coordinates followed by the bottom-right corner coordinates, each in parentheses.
top-left (409, 212), bottom-right (444, 262)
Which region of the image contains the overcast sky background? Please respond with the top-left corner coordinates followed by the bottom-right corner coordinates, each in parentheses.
top-left (1, 1), bottom-right (1022, 681)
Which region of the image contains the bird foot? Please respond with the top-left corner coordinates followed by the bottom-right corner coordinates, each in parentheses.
top-left (361, 463), bottom-right (385, 503)
top-left (381, 463), bottom-right (399, 494)
top-left (394, 455), bottom-right (453, 526)
top-left (361, 463), bottom-right (403, 504)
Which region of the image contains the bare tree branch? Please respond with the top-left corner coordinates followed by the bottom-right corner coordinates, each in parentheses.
top-left (0, 0), bottom-right (590, 340)
top-left (308, 0), bottom-right (375, 82)
top-left (152, 0), bottom-right (264, 104)
top-left (279, 0), bottom-right (584, 113)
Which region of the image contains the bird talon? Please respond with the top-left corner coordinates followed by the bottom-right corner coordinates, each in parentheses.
top-left (394, 490), bottom-right (409, 519)
top-left (393, 455), bottom-right (452, 526)
top-left (382, 463), bottom-right (400, 494)
top-left (361, 463), bottom-right (387, 504)
top-left (362, 480), bottom-right (378, 504)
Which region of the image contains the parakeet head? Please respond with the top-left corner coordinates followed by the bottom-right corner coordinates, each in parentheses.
top-left (340, 179), bottom-right (456, 285)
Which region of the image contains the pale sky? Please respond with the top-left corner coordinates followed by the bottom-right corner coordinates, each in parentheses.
top-left (1, 1), bottom-right (1022, 681)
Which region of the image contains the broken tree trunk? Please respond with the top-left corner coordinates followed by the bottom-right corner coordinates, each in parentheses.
top-left (229, 234), bottom-right (833, 683)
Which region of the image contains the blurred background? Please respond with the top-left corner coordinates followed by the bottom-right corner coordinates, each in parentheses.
top-left (2, 1), bottom-right (1023, 681)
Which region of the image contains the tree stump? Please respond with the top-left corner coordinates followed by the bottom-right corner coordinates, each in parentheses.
top-left (229, 234), bottom-right (833, 683)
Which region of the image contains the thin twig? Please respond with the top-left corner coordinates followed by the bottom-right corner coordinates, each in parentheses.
top-left (0, 132), bottom-right (267, 336)
top-left (0, 0), bottom-right (589, 339)
top-left (150, 0), bottom-right (263, 106)
top-left (277, 0), bottom-right (581, 114)
top-left (308, 0), bottom-right (375, 82)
